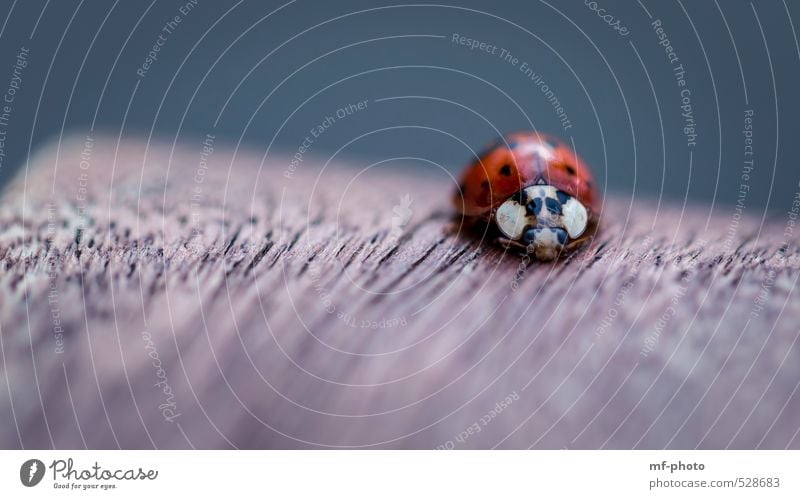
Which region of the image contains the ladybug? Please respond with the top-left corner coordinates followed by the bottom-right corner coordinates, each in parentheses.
top-left (453, 131), bottom-right (599, 260)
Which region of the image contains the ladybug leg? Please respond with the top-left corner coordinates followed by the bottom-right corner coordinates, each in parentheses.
top-left (495, 236), bottom-right (532, 253)
top-left (565, 234), bottom-right (593, 251)
top-left (497, 233), bottom-right (591, 258)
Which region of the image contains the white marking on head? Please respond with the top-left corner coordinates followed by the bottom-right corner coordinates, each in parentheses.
top-left (562, 197), bottom-right (588, 238)
top-left (494, 185), bottom-right (589, 256)
top-left (495, 199), bottom-right (529, 240)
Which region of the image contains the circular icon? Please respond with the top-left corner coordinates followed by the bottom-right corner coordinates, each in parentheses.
top-left (20, 459), bottom-right (45, 487)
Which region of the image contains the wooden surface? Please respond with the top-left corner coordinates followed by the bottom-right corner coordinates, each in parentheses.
top-left (0, 134), bottom-right (798, 449)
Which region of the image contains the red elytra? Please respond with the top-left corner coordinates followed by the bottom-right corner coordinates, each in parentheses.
top-left (453, 131), bottom-right (599, 219)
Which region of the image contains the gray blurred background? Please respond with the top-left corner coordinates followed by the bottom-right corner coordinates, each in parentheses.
top-left (0, 0), bottom-right (797, 213)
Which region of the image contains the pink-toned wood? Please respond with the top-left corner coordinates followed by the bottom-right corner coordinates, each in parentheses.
top-left (0, 135), bottom-right (798, 449)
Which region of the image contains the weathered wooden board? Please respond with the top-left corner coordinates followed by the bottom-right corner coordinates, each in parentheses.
top-left (0, 135), bottom-right (798, 449)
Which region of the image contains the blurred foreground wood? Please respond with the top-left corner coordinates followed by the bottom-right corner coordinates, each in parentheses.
top-left (0, 135), bottom-right (798, 449)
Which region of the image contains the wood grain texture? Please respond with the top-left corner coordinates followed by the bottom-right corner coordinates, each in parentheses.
top-left (1, 135), bottom-right (798, 449)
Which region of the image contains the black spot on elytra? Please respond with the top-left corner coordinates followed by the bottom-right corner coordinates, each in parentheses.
top-left (499, 164), bottom-right (512, 176)
top-left (528, 197), bottom-right (542, 216)
top-left (556, 190), bottom-right (570, 205)
top-left (545, 197), bottom-right (562, 215)
top-left (481, 180), bottom-right (489, 190)
top-left (564, 164), bottom-right (576, 176)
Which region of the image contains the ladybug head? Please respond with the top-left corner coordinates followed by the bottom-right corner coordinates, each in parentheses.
top-left (494, 185), bottom-right (588, 260)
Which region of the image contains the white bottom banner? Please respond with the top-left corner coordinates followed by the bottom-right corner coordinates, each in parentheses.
top-left (0, 451), bottom-right (797, 497)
